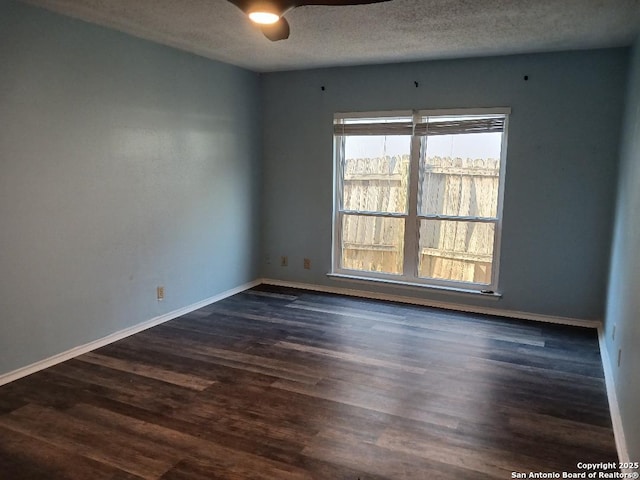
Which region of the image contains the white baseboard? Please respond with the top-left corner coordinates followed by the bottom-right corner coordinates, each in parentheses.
top-left (0, 279), bottom-right (260, 387)
top-left (598, 327), bottom-right (630, 466)
top-left (260, 278), bottom-right (601, 329)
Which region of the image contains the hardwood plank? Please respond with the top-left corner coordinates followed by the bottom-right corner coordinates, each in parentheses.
top-left (505, 409), bottom-right (618, 456)
top-left (375, 425), bottom-right (548, 477)
top-left (271, 378), bottom-right (461, 429)
top-left (0, 404), bottom-right (177, 479)
top-left (302, 428), bottom-right (498, 480)
top-left (0, 424), bottom-right (143, 480)
top-left (76, 352), bottom-right (217, 391)
top-left (66, 403), bottom-right (312, 479)
top-left (274, 340), bottom-right (428, 375)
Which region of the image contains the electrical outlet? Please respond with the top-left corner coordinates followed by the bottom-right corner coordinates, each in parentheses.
top-left (303, 258), bottom-right (311, 269)
top-left (265, 254), bottom-right (271, 265)
top-left (157, 286), bottom-right (165, 301)
top-left (280, 256), bottom-right (288, 267)
top-left (612, 324), bottom-right (616, 341)
top-left (618, 348), bottom-right (622, 367)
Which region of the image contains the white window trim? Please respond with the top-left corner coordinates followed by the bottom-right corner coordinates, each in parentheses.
top-left (331, 107), bottom-right (510, 293)
top-left (326, 272), bottom-right (502, 299)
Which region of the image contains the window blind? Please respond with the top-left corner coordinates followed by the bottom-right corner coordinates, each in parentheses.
top-left (414, 117), bottom-right (505, 136)
top-left (334, 116), bottom-right (506, 136)
top-left (333, 122), bottom-right (413, 136)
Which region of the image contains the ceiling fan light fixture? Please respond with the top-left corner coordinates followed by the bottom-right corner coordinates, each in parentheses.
top-left (247, 1), bottom-right (283, 24)
top-left (248, 11), bottom-right (280, 24)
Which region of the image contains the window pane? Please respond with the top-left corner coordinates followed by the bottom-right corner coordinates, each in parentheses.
top-left (342, 136), bottom-right (410, 214)
top-left (419, 132), bottom-right (502, 217)
top-left (418, 220), bottom-right (495, 284)
top-left (341, 214), bottom-right (404, 275)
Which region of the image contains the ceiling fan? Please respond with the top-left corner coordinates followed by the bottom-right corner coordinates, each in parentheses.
top-left (226, 0), bottom-right (391, 41)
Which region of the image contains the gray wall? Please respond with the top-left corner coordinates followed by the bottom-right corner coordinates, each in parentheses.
top-left (604, 38), bottom-right (640, 461)
top-left (0, 1), bottom-right (262, 375)
top-left (261, 49), bottom-right (628, 321)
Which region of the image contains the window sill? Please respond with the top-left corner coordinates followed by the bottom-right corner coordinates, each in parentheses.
top-left (326, 273), bottom-right (502, 300)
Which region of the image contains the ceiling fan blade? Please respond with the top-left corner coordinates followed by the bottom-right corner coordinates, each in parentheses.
top-left (261, 17), bottom-right (290, 41)
top-left (292, 0), bottom-right (391, 5)
top-left (226, 0), bottom-right (389, 11)
top-left (226, 0), bottom-right (252, 12)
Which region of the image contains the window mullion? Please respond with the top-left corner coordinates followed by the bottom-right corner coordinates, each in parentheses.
top-left (332, 135), bottom-right (346, 272)
top-left (402, 111), bottom-right (421, 279)
top-left (340, 210), bottom-right (408, 218)
top-left (419, 214), bottom-right (498, 223)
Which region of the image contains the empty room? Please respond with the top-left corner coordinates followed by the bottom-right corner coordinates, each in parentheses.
top-left (1, 0), bottom-right (639, 478)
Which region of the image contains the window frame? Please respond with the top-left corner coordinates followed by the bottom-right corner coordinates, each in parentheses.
top-left (331, 107), bottom-right (510, 293)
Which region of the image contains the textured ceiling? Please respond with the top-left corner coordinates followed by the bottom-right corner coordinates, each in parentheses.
top-left (21, 0), bottom-right (640, 72)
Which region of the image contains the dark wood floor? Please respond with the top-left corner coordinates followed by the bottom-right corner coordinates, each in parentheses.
top-left (0, 285), bottom-right (618, 479)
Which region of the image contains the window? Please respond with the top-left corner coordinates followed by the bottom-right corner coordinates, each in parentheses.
top-left (332, 108), bottom-right (509, 293)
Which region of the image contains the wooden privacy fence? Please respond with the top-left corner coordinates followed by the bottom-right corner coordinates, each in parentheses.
top-left (341, 155), bottom-right (500, 283)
